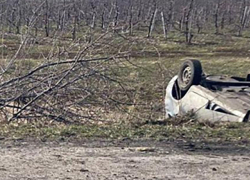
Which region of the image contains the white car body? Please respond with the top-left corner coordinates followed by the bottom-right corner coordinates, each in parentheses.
top-left (165, 76), bottom-right (250, 122)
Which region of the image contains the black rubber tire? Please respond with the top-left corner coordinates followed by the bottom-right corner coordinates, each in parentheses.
top-left (177, 59), bottom-right (203, 91)
top-left (247, 74), bottom-right (250, 81)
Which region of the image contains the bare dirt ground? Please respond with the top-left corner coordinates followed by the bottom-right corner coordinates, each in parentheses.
top-left (0, 139), bottom-right (250, 180)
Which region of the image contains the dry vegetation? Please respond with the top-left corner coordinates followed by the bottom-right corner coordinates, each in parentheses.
top-left (0, 0), bottom-right (249, 142)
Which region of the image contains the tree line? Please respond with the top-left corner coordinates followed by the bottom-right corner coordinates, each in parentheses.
top-left (0, 0), bottom-right (250, 43)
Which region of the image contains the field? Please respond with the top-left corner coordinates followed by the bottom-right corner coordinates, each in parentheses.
top-left (0, 28), bottom-right (250, 179)
top-left (1, 0), bottom-right (250, 179)
top-left (0, 30), bottom-right (250, 142)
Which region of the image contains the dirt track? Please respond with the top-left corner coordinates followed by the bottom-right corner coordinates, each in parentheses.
top-left (0, 139), bottom-right (250, 180)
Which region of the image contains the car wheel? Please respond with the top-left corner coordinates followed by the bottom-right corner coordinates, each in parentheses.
top-left (177, 59), bottom-right (203, 91)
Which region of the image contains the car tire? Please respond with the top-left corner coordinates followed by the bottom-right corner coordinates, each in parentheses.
top-left (177, 59), bottom-right (203, 91)
top-left (247, 74), bottom-right (250, 81)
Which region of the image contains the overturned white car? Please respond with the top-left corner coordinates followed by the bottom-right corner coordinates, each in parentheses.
top-left (165, 59), bottom-right (250, 122)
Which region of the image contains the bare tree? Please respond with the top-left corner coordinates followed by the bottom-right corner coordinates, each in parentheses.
top-left (161, 11), bottom-right (166, 38)
top-left (147, 1), bottom-right (158, 38)
top-left (184, 0), bottom-right (195, 44)
top-left (214, 0), bottom-right (224, 34)
top-left (44, 0), bottom-right (50, 37)
top-left (237, 0), bottom-right (250, 36)
top-left (72, 1), bottom-right (78, 40)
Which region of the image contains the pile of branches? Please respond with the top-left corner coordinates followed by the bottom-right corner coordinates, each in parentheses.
top-left (0, 34), bottom-right (132, 124)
